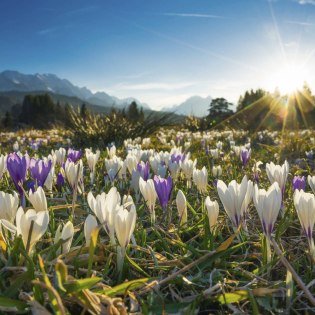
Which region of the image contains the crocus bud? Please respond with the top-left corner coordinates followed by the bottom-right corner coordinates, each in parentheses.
top-left (308, 175), bottom-right (315, 194)
top-left (85, 149), bottom-right (100, 184)
top-left (0, 191), bottom-right (19, 222)
top-left (205, 196), bottom-right (219, 232)
top-left (181, 159), bottom-right (197, 188)
top-left (212, 165), bottom-right (222, 178)
top-left (176, 190), bottom-right (187, 226)
top-left (54, 221), bottom-right (74, 254)
top-left (139, 177), bottom-right (157, 223)
top-left (292, 176), bottom-right (306, 191)
top-left (64, 159), bottom-right (84, 193)
top-left (153, 175), bottom-right (172, 210)
top-left (266, 161), bottom-right (289, 197)
top-left (0, 154), bottom-right (7, 180)
top-left (84, 214), bottom-right (98, 246)
top-left (29, 186), bottom-right (47, 212)
top-left (253, 182), bottom-right (282, 238)
top-left (240, 147), bottom-right (251, 167)
top-left (193, 166), bottom-right (208, 193)
top-left (67, 148), bottom-right (82, 163)
top-left (294, 190), bottom-right (315, 255)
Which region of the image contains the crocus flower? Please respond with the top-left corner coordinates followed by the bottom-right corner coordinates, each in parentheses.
top-left (253, 182), bottom-right (282, 238)
top-left (1, 207), bottom-right (49, 253)
top-left (193, 166), bottom-right (208, 193)
top-left (240, 147), bottom-right (251, 167)
top-left (181, 159), bottom-right (197, 188)
top-left (0, 154), bottom-right (7, 180)
top-left (29, 186), bottom-right (47, 212)
top-left (114, 204), bottom-right (137, 272)
top-left (64, 159), bottom-right (84, 193)
top-left (308, 175), bottom-right (315, 194)
top-left (85, 148), bottom-right (100, 184)
top-left (54, 221), bottom-right (74, 255)
top-left (171, 153), bottom-right (185, 164)
top-left (67, 148), bottom-right (82, 163)
top-left (84, 214), bottom-right (98, 246)
top-left (212, 165), bottom-right (222, 178)
top-left (266, 161), bottom-right (289, 198)
top-left (306, 150), bottom-right (314, 160)
top-left (153, 175), bottom-right (173, 210)
top-left (56, 172), bottom-right (65, 188)
top-left (52, 147), bottom-right (67, 165)
top-left (139, 177), bottom-right (157, 223)
top-left (217, 176), bottom-right (253, 228)
top-left (292, 176), bottom-right (306, 191)
top-left (176, 190), bottom-right (187, 226)
top-left (0, 191), bottom-right (19, 222)
top-left (6, 152), bottom-right (29, 197)
top-left (29, 158), bottom-right (52, 187)
top-left (294, 190), bottom-right (315, 256)
top-left (205, 196), bottom-right (219, 232)
top-left (137, 161), bottom-right (150, 181)
top-left (252, 161), bottom-right (263, 183)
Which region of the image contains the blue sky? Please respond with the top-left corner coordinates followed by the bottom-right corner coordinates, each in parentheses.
top-left (0, 0), bottom-right (314, 109)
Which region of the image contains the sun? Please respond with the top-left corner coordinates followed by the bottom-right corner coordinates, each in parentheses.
top-left (268, 63), bottom-right (309, 95)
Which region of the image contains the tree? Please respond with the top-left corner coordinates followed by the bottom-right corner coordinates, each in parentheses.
top-left (207, 98), bottom-right (233, 126)
top-left (127, 101), bottom-right (140, 122)
top-left (237, 89), bottom-right (268, 111)
top-left (80, 103), bottom-right (88, 121)
top-left (2, 111), bottom-right (13, 129)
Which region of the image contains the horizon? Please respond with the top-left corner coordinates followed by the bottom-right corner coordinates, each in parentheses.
top-left (1, 0), bottom-right (315, 109)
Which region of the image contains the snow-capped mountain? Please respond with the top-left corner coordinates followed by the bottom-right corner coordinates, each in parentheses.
top-left (163, 95), bottom-right (212, 117)
top-left (0, 70), bottom-right (149, 109)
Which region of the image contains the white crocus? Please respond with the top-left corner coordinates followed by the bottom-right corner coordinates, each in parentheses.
top-left (29, 186), bottom-right (47, 212)
top-left (64, 159), bottom-right (84, 193)
top-left (54, 221), bottom-right (74, 255)
top-left (125, 154), bottom-right (138, 175)
top-left (212, 165), bottom-right (222, 178)
top-left (168, 160), bottom-right (181, 180)
top-left (253, 182), bottom-right (282, 238)
top-left (193, 166), bottom-right (208, 193)
top-left (139, 178), bottom-right (157, 224)
top-left (205, 196), bottom-right (219, 232)
top-left (115, 204), bottom-right (137, 272)
top-left (53, 147), bottom-right (66, 165)
top-left (1, 207), bottom-right (49, 252)
top-left (308, 175), bottom-right (315, 194)
top-left (84, 214), bottom-right (98, 246)
top-left (0, 191), bottom-right (19, 222)
top-left (217, 175), bottom-right (252, 228)
top-left (85, 148), bottom-right (100, 184)
top-left (294, 190), bottom-right (315, 256)
top-left (87, 187), bottom-right (121, 245)
top-left (181, 159), bottom-right (197, 188)
top-left (0, 154), bottom-right (7, 179)
top-left (176, 190), bottom-right (187, 226)
top-left (266, 161), bottom-right (289, 195)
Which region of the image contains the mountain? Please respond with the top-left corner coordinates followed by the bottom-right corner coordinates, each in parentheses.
top-left (162, 95), bottom-right (212, 117)
top-left (0, 70), bottom-right (149, 109)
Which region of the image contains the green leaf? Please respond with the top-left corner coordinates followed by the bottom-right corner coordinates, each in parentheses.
top-left (217, 290), bottom-right (249, 304)
top-left (63, 277), bottom-right (102, 293)
top-left (0, 296), bottom-right (28, 312)
top-left (101, 278), bottom-right (150, 296)
top-left (125, 254), bottom-right (150, 277)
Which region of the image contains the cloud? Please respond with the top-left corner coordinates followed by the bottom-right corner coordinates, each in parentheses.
top-left (109, 81), bottom-right (196, 91)
top-left (286, 20), bottom-right (315, 26)
top-left (37, 27), bottom-right (58, 35)
top-left (163, 13), bottom-right (225, 19)
top-left (294, 0), bottom-right (315, 5)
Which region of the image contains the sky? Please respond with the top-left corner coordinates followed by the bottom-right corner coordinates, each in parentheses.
top-left (0, 0), bottom-right (315, 109)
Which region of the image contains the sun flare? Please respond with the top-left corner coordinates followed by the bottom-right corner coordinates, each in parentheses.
top-left (269, 63), bottom-right (309, 95)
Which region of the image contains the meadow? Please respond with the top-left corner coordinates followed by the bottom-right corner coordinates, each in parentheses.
top-left (0, 127), bottom-right (315, 314)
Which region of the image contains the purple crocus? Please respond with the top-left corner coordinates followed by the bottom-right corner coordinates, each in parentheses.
top-left (153, 175), bottom-right (173, 210)
top-left (171, 153), bottom-right (185, 164)
top-left (240, 148), bottom-right (251, 167)
top-left (137, 161), bottom-right (150, 181)
top-left (67, 148), bottom-right (82, 163)
top-left (292, 176), bottom-right (306, 191)
top-left (56, 172), bottom-right (65, 188)
top-left (7, 153), bottom-right (29, 194)
top-left (29, 158), bottom-right (52, 187)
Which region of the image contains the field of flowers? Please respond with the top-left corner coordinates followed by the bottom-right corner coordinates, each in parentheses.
top-left (0, 127), bottom-right (315, 314)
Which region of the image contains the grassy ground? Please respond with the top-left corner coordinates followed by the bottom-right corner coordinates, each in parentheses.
top-left (0, 128), bottom-right (315, 314)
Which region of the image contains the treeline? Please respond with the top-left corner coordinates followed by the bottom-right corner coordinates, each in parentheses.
top-left (186, 83), bottom-right (315, 131)
top-left (0, 94), bottom-right (145, 130)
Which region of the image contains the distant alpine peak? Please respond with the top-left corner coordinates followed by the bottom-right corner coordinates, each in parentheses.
top-left (0, 70), bottom-right (150, 110)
